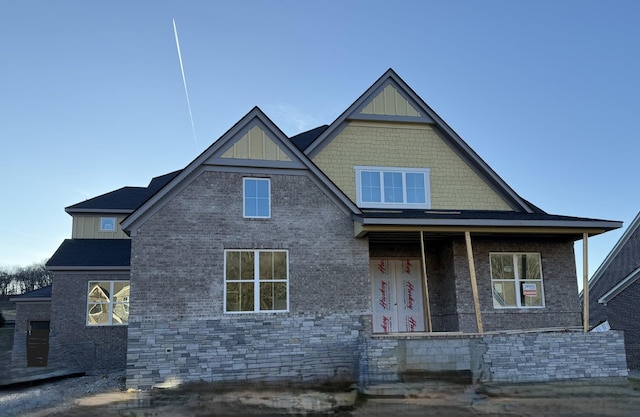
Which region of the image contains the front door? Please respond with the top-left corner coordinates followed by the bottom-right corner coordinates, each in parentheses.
top-left (26, 321), bottom-right (50, 367)
top-left (371, 259), bottom-right (425, 333)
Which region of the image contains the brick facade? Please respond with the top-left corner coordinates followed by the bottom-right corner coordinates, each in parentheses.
top-left (453, 238), bottom-right (581, 333)
top-left (49, 272), bottom-right (129, 372)
top-left (126, 170), bottom-right (370, 388)
top-left (11, 301), bottom-right (50, 366)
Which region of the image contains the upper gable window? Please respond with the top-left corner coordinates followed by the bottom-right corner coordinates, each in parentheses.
top-left (243, 178), bottom-right (271, 218)
top-left (355, 166), bottom-right (430, 209)
top-left (100, 217), bottom-right (116, 231)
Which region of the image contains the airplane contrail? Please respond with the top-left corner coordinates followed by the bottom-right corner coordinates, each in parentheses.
top-left (173, 19), bottom-right (198, 149)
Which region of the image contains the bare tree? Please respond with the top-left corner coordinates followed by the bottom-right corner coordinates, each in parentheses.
top-left (0, 262), bottom-right (52, 295)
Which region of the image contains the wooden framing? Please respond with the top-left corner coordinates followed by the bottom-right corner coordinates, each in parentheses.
top-left (465, 231), bottom-right (484, 334)
top-left (419, 231), bottom-right (433, 332)
top-left (583, 233), bottom-right (589, 332)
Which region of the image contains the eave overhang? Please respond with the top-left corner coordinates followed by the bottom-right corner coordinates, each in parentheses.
top-left (65, 208), bottom-right (133, 215)
top-left (45, 266), bottom-right (130, 272)
top-left (354, 216), bottom-right (622, 240)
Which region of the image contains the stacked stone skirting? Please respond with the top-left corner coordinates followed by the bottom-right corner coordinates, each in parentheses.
top-left (126, 312), bottom-right (364, 389)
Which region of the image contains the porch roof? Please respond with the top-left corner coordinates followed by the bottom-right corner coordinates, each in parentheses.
top-left (353, 209), bottom-right (622, 240)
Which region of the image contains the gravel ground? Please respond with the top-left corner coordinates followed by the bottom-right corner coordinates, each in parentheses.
top-left (0, 373), bottom-right (126, 417)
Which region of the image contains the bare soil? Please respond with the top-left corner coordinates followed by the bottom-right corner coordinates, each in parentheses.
top-left (2, 374), bottom-right (640, 417)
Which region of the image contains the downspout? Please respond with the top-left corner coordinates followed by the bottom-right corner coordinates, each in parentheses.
top-left (583, 233), bottom-right (589, 332)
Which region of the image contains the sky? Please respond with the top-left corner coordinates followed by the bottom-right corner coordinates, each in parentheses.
top-left (1, 1), bottom-right (639, 291)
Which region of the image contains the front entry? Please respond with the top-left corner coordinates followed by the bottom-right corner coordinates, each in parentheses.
top-left (27, 320), bottom-right (50, 367)
top-left (371, 259), bottom-right (425, 333)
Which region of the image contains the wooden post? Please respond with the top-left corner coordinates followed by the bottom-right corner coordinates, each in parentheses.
top-left (465, 231), bottom-right (483, 334)
top-left (583, 233), bottom-right (589, 332)
top-left (420, 231), bottom-right (433, 332)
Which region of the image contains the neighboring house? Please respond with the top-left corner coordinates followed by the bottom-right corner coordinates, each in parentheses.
top-left (32, 69), bottom-right (625, 388)
top-left (587, 211), bottom-right (640, 369)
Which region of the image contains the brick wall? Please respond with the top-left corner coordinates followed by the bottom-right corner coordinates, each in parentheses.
top-left (127, 171), bottom-right (370, 388)
top-left (452, 238), bottom-right (581, 333)
top-left (49, 272), bottom-right (129, 372)
top-left (606, 280), bottom-right (640, 369)
top-left (11, 301), bottom-right (50, 366)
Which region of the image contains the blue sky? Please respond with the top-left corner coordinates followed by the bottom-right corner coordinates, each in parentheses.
top-left (1, 1), bottom-right (638, 291)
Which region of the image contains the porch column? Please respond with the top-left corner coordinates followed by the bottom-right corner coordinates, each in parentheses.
top-left (420, 231), bottom-right (433, 332)
top-left (583, 233), bottom-right (589, 332)
top-left (465, 231), bottom-right (484, 334)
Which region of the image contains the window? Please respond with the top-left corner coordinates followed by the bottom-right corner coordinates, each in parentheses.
top-left (87, 281), bottom-right (130, 325)
top-left (243, 178), bottom-right (270, 218)
top-left (100, 217), bottom-right (116, 231)
top-left (224, 250), bottom-right (288, 313)
top-left (490, 253), bottom-right (544, 308)
top-left (355, 166), bottom-right (430, 208)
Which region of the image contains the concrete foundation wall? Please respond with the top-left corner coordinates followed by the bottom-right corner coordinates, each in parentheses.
top-left (365, 330), bottom-right (628, 385)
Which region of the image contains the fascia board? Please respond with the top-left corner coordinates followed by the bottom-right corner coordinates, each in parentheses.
top-left (598, 266), bottom-right (640, 304)
top-left (65, 209), bottom-right (133, 214)
top-left (356, 216), bottom-right (622, 230)
top-left (122, 107), bottom-right (360, 233)
top-left (9, 297), bottom-right (51, 303)
top-left (588, 211), bottom-right (640, 291)
top-left (46, 266), bottom-right (130, 272)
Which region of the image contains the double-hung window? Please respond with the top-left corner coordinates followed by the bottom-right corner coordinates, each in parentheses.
top-left (243, 178), bottom-right (270, 218)
top-left (355, 166), bottom-right (430, 209)
top-left (490, 253), bottom-right (544, 308)
top-left (224, 249), bottom-right (288, 313)
top-left (87, 281), bottom-right (130, 325)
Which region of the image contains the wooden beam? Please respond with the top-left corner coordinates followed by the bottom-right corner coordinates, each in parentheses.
top-left (465, 231), bottom-right (483, 334)
top-left (583, 233), bottom-right (589, 332)
top-left (420, 231), bottom-right (433, 332)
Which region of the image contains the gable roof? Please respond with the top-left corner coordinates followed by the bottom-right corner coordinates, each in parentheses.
top-left (66, 171), bottom-right (181, 214)
top-left (588, 211), bottom-right (640, 301)
top-left (303, 68), bottom-right (536, 213)
top-left (46, 239), bottom-right (131, 270)
top-left (121, 107), bottom-right (359, 235)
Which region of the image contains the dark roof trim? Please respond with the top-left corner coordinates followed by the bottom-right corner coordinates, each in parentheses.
top-left (598, 266), bottom-right (640, 304)
top-left (356, 216), bottom-right (621, 230)
top-left (122, 107), bottom-right (360, 234)
top-left (304, 68), bottom-right (536, 213)
top-left (588, 211), bottom-right (639, 291)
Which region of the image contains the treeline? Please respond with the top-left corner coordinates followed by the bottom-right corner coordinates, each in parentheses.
top-left (0, 262), bottom-right (52, 297)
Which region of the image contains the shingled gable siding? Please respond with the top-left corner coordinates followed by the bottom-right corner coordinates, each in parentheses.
top-left (452, 238), bottom-right (581, 333)
top-left (126, 171), bottom-right (370, 389)
top-left (48, 272), bottom-right (129, 372)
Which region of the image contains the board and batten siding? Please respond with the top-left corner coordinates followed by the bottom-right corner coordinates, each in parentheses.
top-left (312, 121), bottom-right (512, 211)
top-left (71, 215), bottom-right (129, 239)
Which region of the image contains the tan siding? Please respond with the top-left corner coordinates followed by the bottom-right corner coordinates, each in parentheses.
top-left (361, 84), bottom-right (421, 117)
top-left (71, 215), bottom-right (129, 239)
top-left (221, 125), bottom-right (291, 161)
top-left (312, 121), bottom-right (512, 211)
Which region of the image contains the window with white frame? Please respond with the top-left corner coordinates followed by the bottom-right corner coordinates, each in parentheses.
top-left (87, 281), bottom-right (130, 325)
top-left (355, 166), bottom-right (430, 209)
top-left (243, 178), bottom-right (271, 218)
top-left (490, 253), bottom-right (544, 308)
top-left (100, 217), bottom-right (116, 231)
top-left (224, 250), bottom-right (288, 313)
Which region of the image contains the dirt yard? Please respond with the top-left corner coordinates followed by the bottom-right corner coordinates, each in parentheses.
top-left (2, 374), bottom-right (640, 417)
